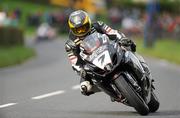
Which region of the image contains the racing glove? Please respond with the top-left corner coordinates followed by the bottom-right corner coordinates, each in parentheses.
top-left (80, 68), bottom-right (87, 79)
top-left (120, 38), bottom-right (136, 52)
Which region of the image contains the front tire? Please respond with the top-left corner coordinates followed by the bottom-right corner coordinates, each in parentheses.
top-left (148, 91), bottom-right (160, 112)
top-left (114, 75), bottom-right (149, 115)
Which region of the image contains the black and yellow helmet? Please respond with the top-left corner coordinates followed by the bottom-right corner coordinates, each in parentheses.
top-left (68, 10), bottom-right (91, 37)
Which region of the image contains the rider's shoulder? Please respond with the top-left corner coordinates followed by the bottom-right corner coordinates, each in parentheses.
top-left (65, 39), bottom-right (73, 45)
top-left (65, 39), bottom-right (76, 50)
top-left (93, 21), bottom-right (105, 27)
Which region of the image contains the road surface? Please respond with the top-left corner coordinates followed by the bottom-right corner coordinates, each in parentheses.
top-left (0, 38), bottom-right (180, 118)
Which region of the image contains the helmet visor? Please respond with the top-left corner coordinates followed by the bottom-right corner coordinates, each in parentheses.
top-left (72, 23), bottom-right (90, 36)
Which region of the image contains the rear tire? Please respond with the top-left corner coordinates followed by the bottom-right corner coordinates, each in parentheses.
top-left (148, 91), bottom-right (160, 112)
top-left (114, 75), bottom-right (149, 115)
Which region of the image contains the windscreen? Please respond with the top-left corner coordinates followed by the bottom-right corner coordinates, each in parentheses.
top-left (81, 32), bottom-right (109, 54)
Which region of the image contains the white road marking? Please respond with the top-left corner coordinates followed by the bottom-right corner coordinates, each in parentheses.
top-left (32, 90), bottom-right (65, 100)
top-left (0, 103), bottom-right (17, 109)
top-left (72, 85), bottom-right (80, 90)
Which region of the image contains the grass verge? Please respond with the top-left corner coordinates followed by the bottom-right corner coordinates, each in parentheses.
top-left (135, 39), bottom-right (180, 65)
top-left (0, 46), bottom-right (35, 68)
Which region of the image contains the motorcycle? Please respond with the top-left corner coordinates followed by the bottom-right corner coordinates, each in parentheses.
top-left (79, 32), bottom-right (159, 115)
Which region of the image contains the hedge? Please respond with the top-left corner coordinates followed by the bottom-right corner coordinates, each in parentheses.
top-left (0, 26), bottom-right (24, 46)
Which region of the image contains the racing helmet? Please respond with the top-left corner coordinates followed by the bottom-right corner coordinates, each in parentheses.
top-left (68, 10), bottom-right (91, 37)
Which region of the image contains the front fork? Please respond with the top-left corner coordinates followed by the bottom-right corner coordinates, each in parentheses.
top-left (95, 80), bottom-right (129, 104)
top-left (92, 79), bottom-right (120, 100)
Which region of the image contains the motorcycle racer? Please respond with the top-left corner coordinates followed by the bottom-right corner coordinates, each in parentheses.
top-left (65, 10), bottom-right (152, 99)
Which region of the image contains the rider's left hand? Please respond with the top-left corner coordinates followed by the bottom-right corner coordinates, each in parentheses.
top-left (131, 41), bottom-right (136, 52)
top-left (120, 39), bottom-right (136, 52)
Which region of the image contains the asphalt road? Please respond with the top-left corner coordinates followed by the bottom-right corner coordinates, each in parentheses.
top-left (0, 38), bottom-right (180, 118)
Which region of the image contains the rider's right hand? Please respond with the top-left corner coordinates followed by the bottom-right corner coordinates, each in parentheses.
top-left (80, 68), bottom-right (86, 78)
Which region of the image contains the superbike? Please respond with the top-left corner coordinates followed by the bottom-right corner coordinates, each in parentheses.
top-left (79, 32), bottom-right (159, 115)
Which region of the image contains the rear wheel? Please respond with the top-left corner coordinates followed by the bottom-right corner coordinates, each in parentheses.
top-left (114, 75), bottom-right (149, 115)
top-left (148, 91), bottom-right (160, 112)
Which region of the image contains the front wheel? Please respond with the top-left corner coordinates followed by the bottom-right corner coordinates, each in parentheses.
top-left (114, 75), bottom-right (149, 115)
top-left (148, 91), bottom-right (160, 112)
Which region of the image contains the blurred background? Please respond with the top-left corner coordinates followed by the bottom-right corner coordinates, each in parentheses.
top-left (0, 1), bottom-right (180, 117)
top-left (0, 0), bottom-right (180, 67)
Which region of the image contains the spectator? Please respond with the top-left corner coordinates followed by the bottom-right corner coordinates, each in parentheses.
top-left (0, 11), bottom-right (6, 26)
top-left (14, 7), bottom-right (22, 20)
